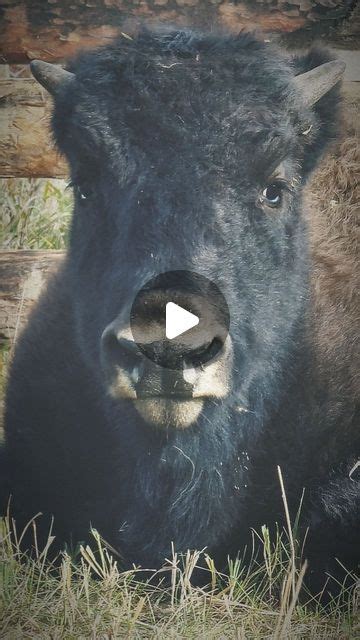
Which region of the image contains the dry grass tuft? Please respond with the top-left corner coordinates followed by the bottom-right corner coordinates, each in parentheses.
top-left (0, 517), bottom-right (358, 639)
top-left (0, 178), bottom-right (72, 251)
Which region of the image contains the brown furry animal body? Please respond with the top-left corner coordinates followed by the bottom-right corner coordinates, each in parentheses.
top-left (308, 106), bottom-right (359, 404)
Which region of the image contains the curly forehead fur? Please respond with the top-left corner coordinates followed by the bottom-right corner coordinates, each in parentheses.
top-left (53, 28), bottom-right (339, 182)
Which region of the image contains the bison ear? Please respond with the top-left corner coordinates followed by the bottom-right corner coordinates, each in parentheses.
top-left (30, 60), bottom-right (75, 96)
top-left (294, 59), bottom-right (345, 106)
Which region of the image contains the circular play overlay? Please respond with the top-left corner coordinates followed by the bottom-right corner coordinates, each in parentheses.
top-left (130, 270), bottom-right (230, 370)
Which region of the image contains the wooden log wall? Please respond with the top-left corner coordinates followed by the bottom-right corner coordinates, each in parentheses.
top-left (0, 78), bottom-right (68, 178)
top-left (0, 1), bottom-right (354, 64)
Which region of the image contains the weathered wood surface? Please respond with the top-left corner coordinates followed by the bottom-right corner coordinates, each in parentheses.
top-left (0, 78), bottom-right (68, 177)
top-left (0, 250), bottom-right (65, 346)
top-left (0, 0), bottom-right (354, 64)
top-left (0, 47), bottom-right (359, 178)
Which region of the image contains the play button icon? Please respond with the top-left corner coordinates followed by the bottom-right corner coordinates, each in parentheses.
top-left (166, 302), bottom-right (199, 340)
top-left (130, 270), bottom-right (230, 369)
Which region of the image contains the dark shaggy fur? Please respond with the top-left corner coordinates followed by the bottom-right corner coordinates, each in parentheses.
top-left (1, 28), bottom-right (359, 595)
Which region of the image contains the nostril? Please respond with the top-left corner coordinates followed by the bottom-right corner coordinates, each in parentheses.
top-left (102, 332), bottom-right (143, 375)
top-left (184, 336), bottom-right (224, 367)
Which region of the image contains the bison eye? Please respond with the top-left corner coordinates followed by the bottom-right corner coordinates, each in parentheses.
top-left (77, 184), bottom-right (94, 201)
top-left (261, 183), bottom-right (283, 208)
top-left (69, 181), bottom-right (94, 202)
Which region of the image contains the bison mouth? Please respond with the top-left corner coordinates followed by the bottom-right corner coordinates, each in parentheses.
top-left (100, 275), bottom-right (232, 428)
top-left (101, 330), bottom-right (233, 428)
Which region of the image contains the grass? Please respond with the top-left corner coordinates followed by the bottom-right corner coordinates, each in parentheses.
top-left (0, 517), bottom-right (358, 639)
top-left (0, 178), bottom-right (72, 251)
top-left (0, 342), bottom-right (11, 443)
top-left (0, 342), bottom-right (11, 398)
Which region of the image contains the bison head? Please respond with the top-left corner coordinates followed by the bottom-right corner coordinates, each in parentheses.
top-left (31, 30), bottom-right (344, 432)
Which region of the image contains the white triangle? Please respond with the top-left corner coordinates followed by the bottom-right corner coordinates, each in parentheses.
top-left (166, 302), bottom-right (199, 340)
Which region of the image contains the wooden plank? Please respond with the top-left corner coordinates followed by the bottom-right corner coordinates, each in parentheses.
top-left (0, 250), bottom-right (65, 345)
top-left (0, 78), bottom-right (68, 177)
top-left (1, 0), bottom-right (353, 64)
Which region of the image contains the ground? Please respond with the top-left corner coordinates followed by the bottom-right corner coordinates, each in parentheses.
top-left (0, 521), bottom-right (359, 638)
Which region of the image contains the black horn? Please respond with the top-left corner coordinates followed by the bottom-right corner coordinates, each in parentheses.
top-left (30, 60), bottom-right (75, 96)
